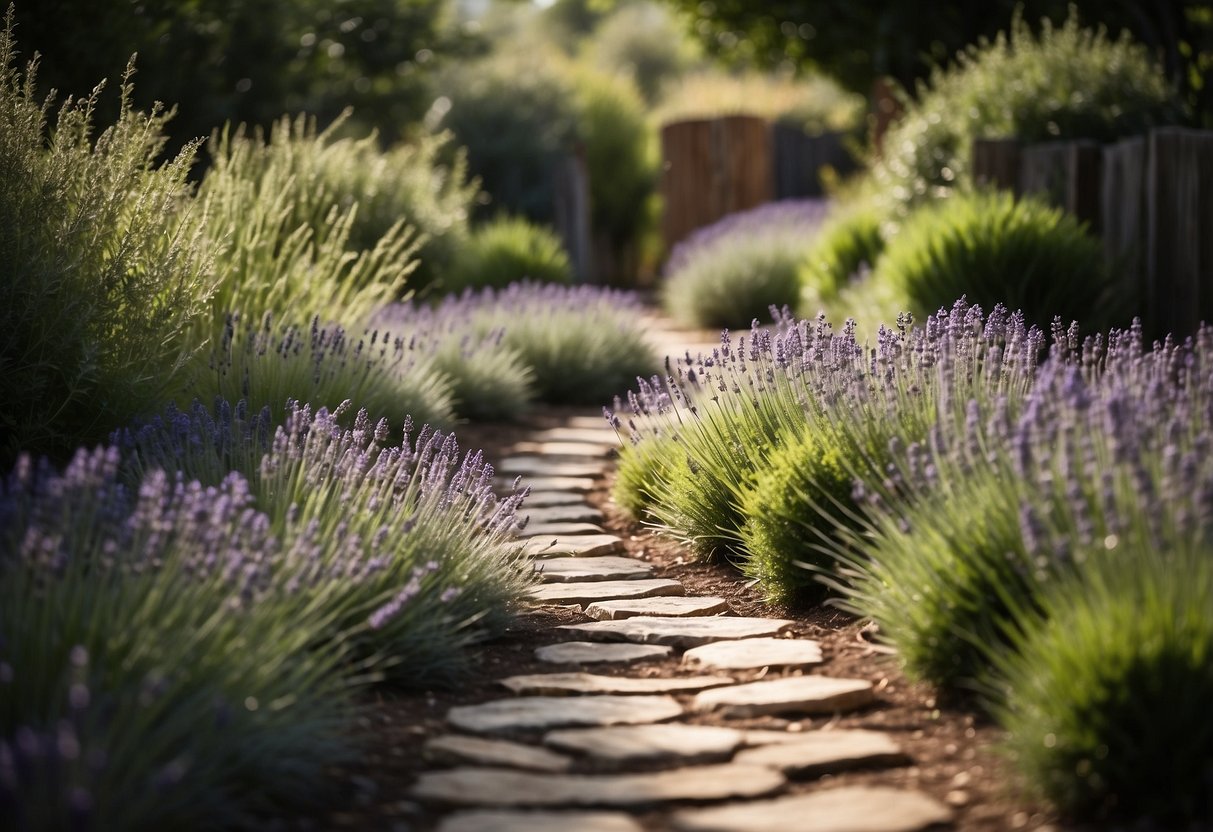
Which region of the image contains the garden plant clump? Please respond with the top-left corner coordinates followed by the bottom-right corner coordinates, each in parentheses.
top-left (444, 215), bottom-right (573, 292)
top-left (661, 200), bottom-right (830, 329)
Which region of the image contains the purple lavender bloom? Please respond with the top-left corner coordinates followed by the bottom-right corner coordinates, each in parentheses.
top-left (664, 199), bottom-right (830, 277)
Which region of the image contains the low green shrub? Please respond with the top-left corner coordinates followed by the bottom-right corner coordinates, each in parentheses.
top-left (444, 216), bottom-right (573, 291)
top-left (873, 190), bottom-right (1114, 329)
top-left (869, 10), bottom-right (1180, 221)
top-left (429, 333), bottom-right (535, 423)
top-left (738, 426), bottom-right (859, 604)
top-left (994, 548), bottom-right (1213, 824)
top-left (0, 26), bottom-right (212, 464)
top-left (612, 429), bottom-right (684, 521)
top-left (798, 205), bottom-right (885, 311)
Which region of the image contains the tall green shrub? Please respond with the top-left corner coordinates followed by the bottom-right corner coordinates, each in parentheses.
top-left (0, 22), bottom-right (213, 464)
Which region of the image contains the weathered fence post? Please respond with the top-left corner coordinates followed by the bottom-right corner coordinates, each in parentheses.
top-left (552, 149), bottom-right (592, 283)
top-left (1100, 137), bottom-right (1148, 314)
top-left (770, 126), bottom-right (856, 199)
top-left (660, 115), bottom-right (772, 251)
top-left (1146, 127), bottom-right (1213, 337)
top-left (972, 138), bottom-right (1021, 192)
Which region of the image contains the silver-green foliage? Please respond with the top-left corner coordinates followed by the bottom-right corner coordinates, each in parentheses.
top-left (0, 19), bottom-right (213, 463)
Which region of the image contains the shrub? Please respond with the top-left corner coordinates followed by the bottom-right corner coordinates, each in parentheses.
top-left (611, 412), bottom-right (685, 521)
top-left (994, 549), bottom-right (1213, 824)
top-left (654, 69), bottom-right (865, 135)
top-left (205, 114), bottom-right (477, 288)
top-left (197, 121), bottom-right (421, 342)
top-left (873, 190), bottom-right (1114, 329)
top-left (737, 426), bottom-right (859, 604)
top-left (383, 283), bottom-right (659, 406)
top-left (0, 25), bottom-right (212, 464)
top-left (798, 204), bottom-right (886, 311)
top-left (582, 1), bottom-right (700, 103)
top-left (661, 200), bottom-right (829, 329)
top-left (444, 216), bottom-right (573, 291)
top-left (191, 313), bottom-right (456, 432)
top-left (0, 447), bottom-right (357, 829)
top-left (869, 10), bottom-right (1180, 221)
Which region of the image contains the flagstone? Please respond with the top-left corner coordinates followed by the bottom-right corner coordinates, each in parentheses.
top-left (518, 521), bottom-right (606, 538)
top-left (669, 786), bottom-right (953, 832)
top-left (734, 730), bottom-right (908, 777)
top-left (530, 579), bottom-right (684, 606)
top-left (447, 695), bottom-right (683, 734)
top-left (424, 735), bottom-right (572, 773)
top-left (534, 556), bottom-right (653, 583)
top-left (682, 637), bottom-right (824, 670)
top-left (544, 724), bottom-right (746, 764)
top-left (511, 441), bottom-right (617, 458)
top-left (584, 596), bottom-right (731, 620)
top-left (504, 476), bottom-right (597, 493)
top-left (525, 534), bottom-right (625, 557)
top-left (499, 672), bottom-right (732, 696)
top-left (412, 764), bottom-right (785, 808)
top-left (499, 457), bottom-right (605, 478)
top-left (529, 427), bottom-right (621, 446)
top-left (693, 676), bottom-right (875, 718)
top-left (437, 810), bottom-right (642, 832)
top-left (517, 491), bottom-right (585, 507)
top-left (520, 504), bottom-right (605, 524)
top-left (557, 616), bottom-right (794, 648)
top-left (534, 642), bottom-right (673, 665)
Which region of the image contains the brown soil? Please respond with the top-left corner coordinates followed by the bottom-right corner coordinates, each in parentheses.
top-left (303, 407), bottom-right (1069, 831)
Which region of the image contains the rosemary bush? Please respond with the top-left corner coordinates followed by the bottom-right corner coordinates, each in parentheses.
top-left (0, 20), bottom-right (212, 464)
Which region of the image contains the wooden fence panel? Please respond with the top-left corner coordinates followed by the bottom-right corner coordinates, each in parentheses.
top-left (552, 151), bottom-right (591, 282)
top-left (972, 138), bottom-right (1021, 191)
top-left (1101, 137), bottom-right (1148, 311)
top-left (1147, 128), bottom-right (1213, 337)
top-left (771, 126), bottom-right (856, 199)
top-left (1018, 140), bottom-right (1102, 230)
top-left (660, 116), bottom-right (772, 250)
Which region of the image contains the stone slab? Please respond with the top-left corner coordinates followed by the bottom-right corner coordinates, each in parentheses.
top-left (499, 457), bottom-right (605, 478)
top-left (544, 724), bottom-right (746, 764)
top-left (564, 416), bottom-right (620, 431)
top-left (519, 521), bottom-right (606, 538)
top-left (500, 672), bottom-right (733, 696)
top-left (521, 504), bottom-right (605, 524)
top-left (584, 596), bottom-right (731, 620)
top-left (531, 579), bottom-right (684, 606)
top-left (557, 616), bottom-right (794, 648)
top-left (424, 735), bottom-right (572, 772)
top-left (683, 637), bottom-right (824, 670)
top-left (511, 441), bottom-right (616, 458)
top-left (437, 810), bottom-right (642, 832)
top-left (526, 534), bottom-right (625, 558)
top-left (669, 786), bottom-right (954, 832)
top-left (734, 730), bottom-right (908, 777)
top-left (505, 476), bottom-right (597, 493)
top-left (529, 427), bottom-right (621, 446)
top-left (535, 556), bottom-right (653, 583)
top-left (693, 676), bottom-right (875, 718)
top-left (412, 764), bottom-right (785, 808)
top-left (447, 695), bottom-right (683, 734)
top-left (520, 492), bottom-right (585, 508)
top-left (534, 642), bottom-right (673, 665)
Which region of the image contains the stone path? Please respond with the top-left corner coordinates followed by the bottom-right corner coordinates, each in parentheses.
top-left (409, 323), bottom-right (954, 831)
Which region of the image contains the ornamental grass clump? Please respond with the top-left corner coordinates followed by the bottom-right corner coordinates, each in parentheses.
top-left (874, 190), bottom-right (1116, 330)
top-left (661, 200), bottom-right (829, 329)
top-left (0, 447), bottom-right (357, 829)
top-left (119, 398), bottom-right (533, 684)
top-left (797, 203), bottom-right (885, 311)
top-left (0, 18), bottom-right (213, 464)
top-left (190, 313), bottom-right (455, 433)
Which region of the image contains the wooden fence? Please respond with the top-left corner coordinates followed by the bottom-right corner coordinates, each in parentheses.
top-left (660, 117), bottom-right (856, 251)
top-left (973, 127), bottom-right (1213, 337)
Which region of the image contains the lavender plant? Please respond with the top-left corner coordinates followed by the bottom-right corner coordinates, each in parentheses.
top-left (118, 398), bottom-right (533, 683)
top-left (661, 200), bottom-right (829, 329)
top-left (0, 16), bottom-right (213, 464)
top-left (383, 283), bottom-right (659, 406)
top-left (0, 448), bottom-right (358, 829)
top-left (191, 312), bottom-right (456, 432)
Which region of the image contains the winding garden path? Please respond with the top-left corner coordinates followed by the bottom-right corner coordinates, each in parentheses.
top-left (404, 314), bottom-right (963, 832)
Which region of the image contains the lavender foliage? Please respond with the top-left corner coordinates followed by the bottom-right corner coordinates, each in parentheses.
top-left (663, 199), bottom-right (830, 277)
